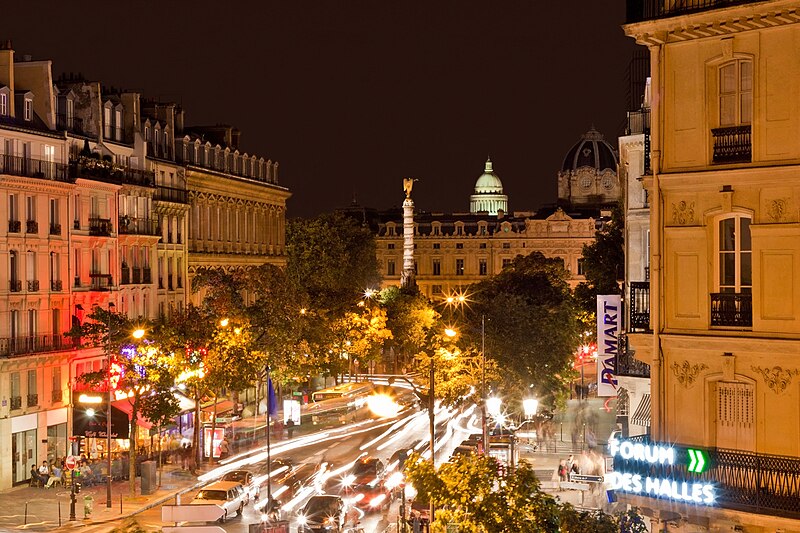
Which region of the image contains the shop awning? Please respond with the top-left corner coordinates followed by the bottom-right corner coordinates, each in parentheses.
top-left (201, 399), bottom-right (234, 414)
top-left (111, 400), bottom-right (153, 430)
top-left (630, 393), bottom-right (651, 427)
top-left (175, 392), bottom-right (196, 413)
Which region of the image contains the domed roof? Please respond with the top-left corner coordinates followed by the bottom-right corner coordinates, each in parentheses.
top-left (474, 158), bottom-right (504, 194)
top-left (561, 128), bottom-right (618, 172)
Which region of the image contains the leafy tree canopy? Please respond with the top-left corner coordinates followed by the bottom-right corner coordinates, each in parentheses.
top-left (575, 203), bottom-right (624, 321)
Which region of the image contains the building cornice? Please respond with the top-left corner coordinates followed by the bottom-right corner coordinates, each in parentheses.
top-left (624, 1), bottom-right (800, 46)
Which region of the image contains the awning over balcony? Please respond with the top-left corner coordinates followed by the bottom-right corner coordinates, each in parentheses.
top-left (630, 393), bottom-right (651, 427)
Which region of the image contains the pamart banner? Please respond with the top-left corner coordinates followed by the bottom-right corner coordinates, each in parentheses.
top-left (597, 295), bottom-right (620, 397)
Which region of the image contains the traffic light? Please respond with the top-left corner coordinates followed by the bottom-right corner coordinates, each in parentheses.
top-left (78, 436), bottom-right (86, 458)
top-left (74, 481), bottom-right (81, 494)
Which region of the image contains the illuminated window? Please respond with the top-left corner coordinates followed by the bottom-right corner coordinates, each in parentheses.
top-left (455, 258), bottom-right (464, 276)
top-left (717, 215), bottom-right (751, 294)
top-left (479, 259), bottom-right (487, 276)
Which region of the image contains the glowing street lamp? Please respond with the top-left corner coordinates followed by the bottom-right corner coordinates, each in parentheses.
top-left (444, 327), bottom-right (458, 338)
top-left (486, 397), bottom-right (503, 417)
top-left (523, 398), bottom-right (539, 419)
top-left (219, 318), bottom-right (230, 327)
top-left (132, 328), bottom-right (146, 340)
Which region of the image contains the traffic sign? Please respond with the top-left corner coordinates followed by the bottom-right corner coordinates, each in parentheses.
top-left (65, 455), bottom-right (78, 471)
top-left (161, 526), bottom-right (225, 533)
top-left (570, 473), bottom-right (604, 483)
top-left (162, 504), bottom-right (225, 523)
top-left (687, 448), bottom-right (708, 473)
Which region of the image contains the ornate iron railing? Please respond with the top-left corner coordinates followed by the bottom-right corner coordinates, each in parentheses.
top-left (10, 396), bottom-right (21, 409)
top-left (711, 292), bottom-right (752, 327)
top-left (627, 0), bottom-right (763, 23)
top-left (9, 280), bottom-right (21, 292)
top-left (26, 220), bottom-right (38, 234)
top-left (629, 281), bottom-right (651, 332)
top-left (27, 280), bottom-right (39, 292)
top-left (0, 154), bottom-right (71, 183)
top-left (8, 219), bottom-right (20, 233)
top-left (27, 393), bottom-right (38, 407)
top-left (88, 217), bottom-right (113, 236)
top-left (49, 223), bottom-right (61, 236)
top-left (89, 273), bottom-right (113, 291)
top-left (618, 436), bottom-right (800, 518)
top-left (616, 333), bottom-right (651, 378)
top-left (712, 125), bottom-right (752, 164)
top-left (154, 185), bottom-right (188, 204)
top-left (119, 216), bottom-right (159, 236)
top-left (50, 280), bottom-right (63, 292)
top-left (69, 158), bottom-right (154, 187)
top-left (51, 388), bottom-right (63, 403)
top-left (0, 335), bottom-right (66, 357)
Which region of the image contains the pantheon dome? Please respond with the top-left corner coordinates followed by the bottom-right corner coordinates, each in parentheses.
top-left (557, 128), bottom-right (620, 208)
top-left (470, 158), bottom-right (508, 215)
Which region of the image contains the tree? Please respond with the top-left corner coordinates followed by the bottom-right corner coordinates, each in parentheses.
top-left (574, 204), bottom-right (625, 321)
top-left (380, 286), bottom-right (437, 372)
top-left (68, 307), bottom-right (179, 496)
top-left (466, 252), bottom-right (580, 407)
top-left (286, 212), bottom-right (381, 315)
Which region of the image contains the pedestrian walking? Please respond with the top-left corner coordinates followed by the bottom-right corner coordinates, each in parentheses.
top-left (558, 460), bottom-right (568, 482)
top-left (219, 436), bottom-right (230, 461)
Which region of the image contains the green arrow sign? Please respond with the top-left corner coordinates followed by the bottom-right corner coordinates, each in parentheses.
top-left (687, 448), bottom-right (708, 473)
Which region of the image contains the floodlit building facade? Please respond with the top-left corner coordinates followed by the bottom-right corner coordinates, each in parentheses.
top-left (622, 0), bottom-right (800, 529)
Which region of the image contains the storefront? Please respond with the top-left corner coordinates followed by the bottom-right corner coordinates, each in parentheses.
top-left (46, 407), bottom-right (69, 463)
top-left (11, 413), bottom-right (37, 485)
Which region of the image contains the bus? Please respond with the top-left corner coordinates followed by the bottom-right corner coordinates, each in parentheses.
top-left (310, 382), bottom-right (374, 403)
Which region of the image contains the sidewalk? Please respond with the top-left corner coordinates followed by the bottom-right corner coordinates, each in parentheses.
top-left (0, 462), bottom-right (208, 531)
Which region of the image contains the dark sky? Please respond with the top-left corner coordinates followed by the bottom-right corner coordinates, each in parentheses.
top-left (2, 1), bottom-right (637, 217)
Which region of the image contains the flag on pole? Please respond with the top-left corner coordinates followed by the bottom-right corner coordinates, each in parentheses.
top-left (267, 377), bottom-right (278, 417)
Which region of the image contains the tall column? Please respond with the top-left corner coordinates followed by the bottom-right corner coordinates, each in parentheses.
top-left (401, 178), bottom-right (416, 290)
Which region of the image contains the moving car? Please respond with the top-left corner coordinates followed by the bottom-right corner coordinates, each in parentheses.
top-left (190, 481), bottom-right (246, 522)
top-left (297, 495), bottom-right (346, 533)
top-left (341, 457), bottom-right (390, 512)
top-left (221, 469), bottom-right (260, 502)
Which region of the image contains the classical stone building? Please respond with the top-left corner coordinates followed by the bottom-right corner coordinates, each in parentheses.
top-left (469, 158), bottom-right (508, 215)
top-left (558, 128), bottom-right (620, 209)
top-left (622, 1), bottom-right (800, 529)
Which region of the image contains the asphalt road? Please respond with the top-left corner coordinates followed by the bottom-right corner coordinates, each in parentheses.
top-left (80, 402), bottom-right (475, 533)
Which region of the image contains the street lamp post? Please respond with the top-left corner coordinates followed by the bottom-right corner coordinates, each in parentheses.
top-left (105, 301), bottom-right (115, 508)
top-left (428, 356), bottom-right (435, 526)
top-left (481, 315), bottom-right (487, 457)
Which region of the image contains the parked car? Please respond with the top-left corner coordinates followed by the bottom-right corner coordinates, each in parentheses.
top-left (297, 495), bottom-right (346, 533)
top-left (190, 480), bottom-right (246, 522)
top-left (221, 469), bottom-right (260, 502)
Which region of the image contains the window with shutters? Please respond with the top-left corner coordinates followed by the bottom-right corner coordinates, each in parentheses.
top-left (715, 381), bottom-right (755, 450)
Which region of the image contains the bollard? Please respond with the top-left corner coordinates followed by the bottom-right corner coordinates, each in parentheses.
top-left (83, 495), bottom-right (94, 519)
top-left (24, 502), bottom-right (28, 525)
top-left (69, 484), bottom-right (77, 521)
top-left (120, 494), bottom-right (123, 514)
top-left (59, 501), bottom-right (62, 527)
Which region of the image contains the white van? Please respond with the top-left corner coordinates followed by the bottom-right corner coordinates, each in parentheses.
top-left (191, 480), bottom-right (246, 522)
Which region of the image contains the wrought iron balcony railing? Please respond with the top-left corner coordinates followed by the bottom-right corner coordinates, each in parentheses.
top-left (51, 388), bottom-right (63, 403)
top-left (69, 158), bottom-right (154, 187)
top-left (9, 279), bottom-right (21, 292)
top-left (50, 279), bottom-right (63, 292)
top-left (27, 280), bottom-right (39, 292)
top-left (711, 292), bottom-right (752, 327)
top-left (622, 435), bottom-right (800, 519)
top-left (88, 217), bottom-right (113, 236)
top-left (629, 281), bottom-right (651, 332)
top-left (10, 396), bottom-right (21, 409)
top-left (616, 333), bottom-right (651, 378)
top-left (627, 0), bottom-right (763, 23)
top-left (89, 273), bottom-right (113, 291)
top-left (154, 185), bottom-right (188, 204)
top-left (26, 220), bottom-right (38, 234)
top-left (712, 125), bottom-right (752, 164)
top-left (0, 154), bottom-right (71, 183)
top-left (49, 223), bottom-right (61, 236)
top-left (0, 334), bottom-right (66, 357)
top-left (56, 113), bottom-right (84, 134)
top-left (8, 219), bottom-right (20, 233)
top-left (118, 216), bottom-right (159, 236)
top-left (27, 393), bottom-right (38, 407)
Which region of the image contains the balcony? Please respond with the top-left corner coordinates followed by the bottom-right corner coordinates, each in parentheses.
top-left (49, 223), bottom-right (61, 236)
top-left (622, 435), bottom-right (800, 519)
top-left (26, 220), bottom-right (38, 234)
top-left (89, 273), bottom-right (113, 291)
top-left (50, 279), bottom-right (63, 292)
top-left (27, 393), bottom-right (38, 407)
top-left (712, 125), bottom-right (752, 164)
top-left (616, 333), bottom-right (651, 378)
top-left (711, 292), bottom-right (752, 327)
top-left (0, 154), bottom-right (72, 183)
top-left (626, 0), bottom-right (763, 23)
top-left (154, 185), bottom-right (188, 204)
top-left (9, 280), bottom-right (21, 293)
top-left (10, 396), bottom-right (21, 410)
top-left (118, 216), bottom-right (159, 236)
top-left (88, 217), bottom-right (113, 236)
top-left (8, 219), bottom-right (20, 233)
top-left (629, 281), bottom-right (651, 332)
top-left (0, 335), bottom-right (66, 357)
top-left (55, 113), bottom-right (84, 135)
top-left (69, 157), bottom-right (154, 187)
top-left (27, 280), bottom-right (39, 292)
top-left (51, 389), bottom-right (63, 403)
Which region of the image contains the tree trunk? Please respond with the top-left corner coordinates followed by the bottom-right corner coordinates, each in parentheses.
top-left (209, 393), bottom-right (218, 465)
top-left (193, 385), bottom-right (201, 471)
top-left (129, 398), bottom-right (138, 497)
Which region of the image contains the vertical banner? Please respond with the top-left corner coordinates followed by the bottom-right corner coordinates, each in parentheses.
top-left (597, 295), bottom-right (620, 397)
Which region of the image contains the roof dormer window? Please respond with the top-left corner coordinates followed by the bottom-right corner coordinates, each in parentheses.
top-left (0, 91), bottom-right (9, 116)
top-left (103, 102), bottom-right (112, 138)
top-left (23, 98), bottom-right (32, 121)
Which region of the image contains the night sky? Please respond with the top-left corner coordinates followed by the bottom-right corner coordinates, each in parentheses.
top-left (2, 1), bottom-right (637, 217)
